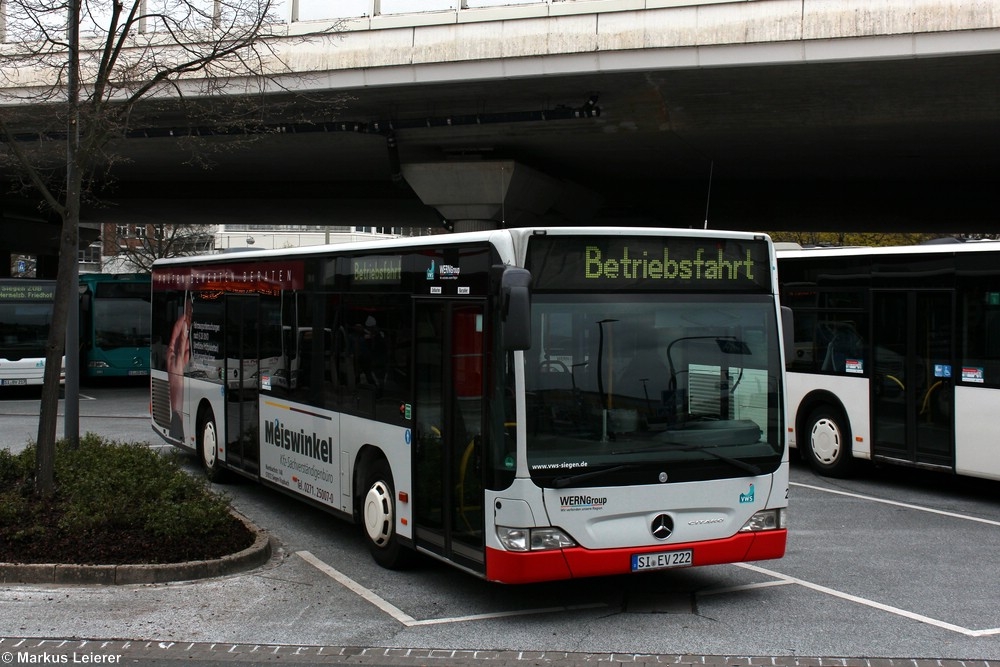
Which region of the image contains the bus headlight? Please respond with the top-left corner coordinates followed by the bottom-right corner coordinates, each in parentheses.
top-left (496, 526), bottom-right (576, 552)
top-left (738, 508), bottom-right (786, 533)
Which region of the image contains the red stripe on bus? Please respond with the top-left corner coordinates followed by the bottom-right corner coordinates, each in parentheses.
top-left (485, 530), bottom-right (787, 584)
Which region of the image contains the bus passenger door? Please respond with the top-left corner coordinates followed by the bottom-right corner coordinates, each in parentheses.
top-left (412, 300), bottom-right (486, 574)
top-left (871, 291), bottom-right (954, 468)
top-left (225, 295), bottom-right (260, 475)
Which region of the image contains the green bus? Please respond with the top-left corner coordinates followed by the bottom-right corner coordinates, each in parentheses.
top-left (79, 273), bottom-right (152, 380)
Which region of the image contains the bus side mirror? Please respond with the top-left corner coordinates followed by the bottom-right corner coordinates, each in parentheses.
top-left (781, 306), bottom-right (794, 365)
top-left (499, 267), bottom-right (531, 351)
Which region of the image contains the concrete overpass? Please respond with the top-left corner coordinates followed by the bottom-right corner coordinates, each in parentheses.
top-left (2, 0), bottom-right (999, 268)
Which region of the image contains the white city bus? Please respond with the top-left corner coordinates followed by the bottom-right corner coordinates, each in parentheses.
top-left (151, 227), bottom-right (789, 583)
top-left (0, 279), bottom-right (65, 388)
top-left (778, 241), bottom-right (1000, 481)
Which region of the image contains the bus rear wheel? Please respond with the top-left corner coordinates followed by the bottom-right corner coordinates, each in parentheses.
top-left (198, 408), bottom-right (227, 483)
top-left (802, 406), bottom-right (853, 478)
top-left (361, 458), bottom-right (411, 569)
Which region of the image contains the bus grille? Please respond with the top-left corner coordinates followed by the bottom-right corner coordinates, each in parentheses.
top-left (151, 377), bottom-right (172, 429)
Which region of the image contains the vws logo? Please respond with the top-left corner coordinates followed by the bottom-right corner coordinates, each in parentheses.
top-left (739, 484), bottom-right (755, 504)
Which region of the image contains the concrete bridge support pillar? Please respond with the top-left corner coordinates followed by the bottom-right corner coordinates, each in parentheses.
top-left (400, 160), bottom-right (564, 231)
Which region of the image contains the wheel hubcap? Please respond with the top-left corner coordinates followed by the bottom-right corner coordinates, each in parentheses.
top-left (364, 481), bottom-right (393, 547)
top-left (810, 418), bottom-right (841, 465)
top-left (202, 422), bottom-right (218, 468)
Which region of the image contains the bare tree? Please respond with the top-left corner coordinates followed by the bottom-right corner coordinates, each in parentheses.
top-left (109, 222), bottom-right (216, 272)
top-left (0, 0), bottom-right (342, 495)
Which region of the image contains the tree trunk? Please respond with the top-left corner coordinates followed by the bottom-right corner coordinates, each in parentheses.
top-left (34, 207), bottom-right (79, 495)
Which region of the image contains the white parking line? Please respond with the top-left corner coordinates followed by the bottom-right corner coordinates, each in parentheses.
top-left (405, 604), bottom-right (607, 627)
top-left (297, 550), bottom-right (606, 627)
top-left (722, 482), bottom-right (1000, 637)
top-left (790, 481), bottom-right (1000, 527)
top-left (734, 562), bottom-right (1000, 637)
top-left (297, 551), bottom-right (416, 625)
top-left (699, 579), bottom-right (797, 596)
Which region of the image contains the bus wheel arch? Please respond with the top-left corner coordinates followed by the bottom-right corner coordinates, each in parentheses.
top-left (798, 394), bottom-right (854, 478)
top-left (355, 447), bottom-right (412, 569)
top-left (196, 401), bottom-right (227, 483)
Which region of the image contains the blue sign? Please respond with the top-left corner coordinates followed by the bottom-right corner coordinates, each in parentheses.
top-left (934, 364), bottom-right (952, 378)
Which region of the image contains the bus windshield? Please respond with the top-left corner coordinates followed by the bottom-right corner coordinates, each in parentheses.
top-left (94, 283), bottom-right (152, 349)
top-left (525, 293), bottom-right (783, 486)
top-left (0, 302), bottom-right (51, 358)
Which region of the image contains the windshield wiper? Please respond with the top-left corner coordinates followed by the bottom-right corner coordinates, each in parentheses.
top-left (610, 444), bottom-right (761, 476)
top-left (552, 464), bottom-right (641, 489)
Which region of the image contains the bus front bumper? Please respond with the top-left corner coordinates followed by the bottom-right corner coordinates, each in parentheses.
top-left (484, 529), bottom-right (787, 584)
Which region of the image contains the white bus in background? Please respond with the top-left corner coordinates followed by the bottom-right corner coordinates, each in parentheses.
top-left (151, 227), bottom-right (790, 583)
top-left (0, 279), bottom-right (65, 388)
top-left (778, 241), bottom-right (1000, 481)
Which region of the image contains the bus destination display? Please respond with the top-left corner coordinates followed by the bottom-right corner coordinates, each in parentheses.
top-left (527, 235), bottom-right (771, 291)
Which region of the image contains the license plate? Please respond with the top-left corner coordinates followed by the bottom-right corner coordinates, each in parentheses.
top-left (1, 379), bottom-right (27, 386)
top-left (631, 549), bottom-right (693, 572)
top-left (128, 370), bottom-right (148, 376)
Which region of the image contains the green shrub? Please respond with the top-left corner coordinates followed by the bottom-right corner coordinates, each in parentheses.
top-left (0, 443), bottom-right (35, 486)
top-left (0, 434), bottom-right (252, 565)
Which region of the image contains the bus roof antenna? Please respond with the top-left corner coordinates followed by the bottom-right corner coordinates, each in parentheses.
top-left (703, 160), bottom-right (714, 230)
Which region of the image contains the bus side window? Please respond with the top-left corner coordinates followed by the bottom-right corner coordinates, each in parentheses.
top-left (962, 286), bottom-right (1000, 387)
top-left (819, 322), bottom-right (861, 373)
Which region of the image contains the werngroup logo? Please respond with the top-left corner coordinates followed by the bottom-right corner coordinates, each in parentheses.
top-left (559, 494), bottom-right (607, 511)
top-left (439, 263), bottom-right (461, 278)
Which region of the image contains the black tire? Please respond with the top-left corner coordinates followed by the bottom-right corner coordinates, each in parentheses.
top-left (198, 408), bottom-right (228, 483)
top-left (801, 406), bottom-right (853, 478)
top-left (360, 458), bottom-right (412, 569)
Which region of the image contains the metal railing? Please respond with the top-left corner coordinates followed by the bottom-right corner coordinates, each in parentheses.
top-left (285, 0), bottom-right (572, 23)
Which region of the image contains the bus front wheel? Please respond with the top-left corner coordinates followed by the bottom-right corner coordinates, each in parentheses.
top-left (198, 409), bottom-right (227, 483)
top-left (361, 458), bottom-right (411, 569)
top-left (802, 406), bottom-right (853, 478)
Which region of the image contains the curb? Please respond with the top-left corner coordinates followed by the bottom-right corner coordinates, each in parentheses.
top-left (0, 510), bottom-right (273, 585)
top-left (1, 641), bottom-right (995, 667)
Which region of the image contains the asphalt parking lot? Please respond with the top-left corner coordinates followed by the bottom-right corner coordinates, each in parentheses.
top-left (2, 383), bottom-right (1000, 665)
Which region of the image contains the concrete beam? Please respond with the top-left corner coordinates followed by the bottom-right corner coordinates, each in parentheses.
top-left (401, 160), bottom-right (590, 230)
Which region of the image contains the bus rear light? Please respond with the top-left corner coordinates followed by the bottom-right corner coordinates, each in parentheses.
top-left (738, 508), bottom-right (786, 533)
top-left (496, 526), bottom-right (576, 552)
